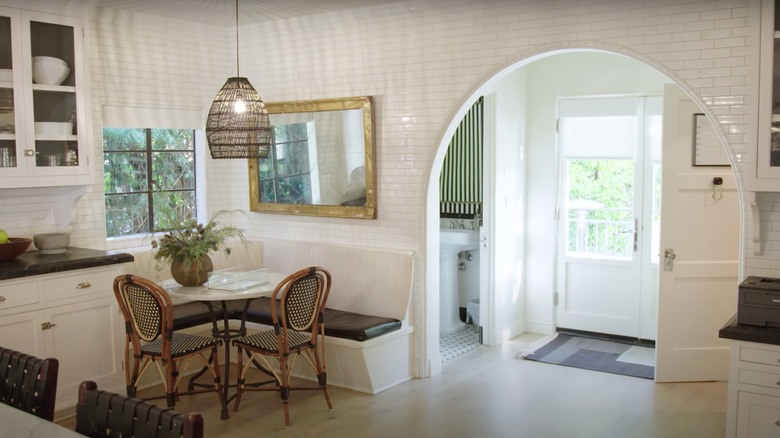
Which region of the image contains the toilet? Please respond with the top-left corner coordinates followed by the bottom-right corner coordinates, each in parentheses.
top-left (467, 298), bottom-right (479, 326)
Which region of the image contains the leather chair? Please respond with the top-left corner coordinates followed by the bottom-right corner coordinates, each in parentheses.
top-left (232, 266), bottom-right (332, 427)
top-left (0, 346), bottom-right (58, 421)
top-left (76, 380), bottom-right (203, 438)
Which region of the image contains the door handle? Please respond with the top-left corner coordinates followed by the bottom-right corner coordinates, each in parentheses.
top-left (664, 248), bottom-right (676, 271)
top-left (633, 219), bottom-right (638, 252)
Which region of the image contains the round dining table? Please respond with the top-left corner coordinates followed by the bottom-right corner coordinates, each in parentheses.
top-left (162, 272), bottom-right (285, 419)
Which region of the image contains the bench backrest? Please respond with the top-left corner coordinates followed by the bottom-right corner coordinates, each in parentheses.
top-left (260, 238), bottom-right (414, 321)
top-left (123, 240), bottom-right (264, 283)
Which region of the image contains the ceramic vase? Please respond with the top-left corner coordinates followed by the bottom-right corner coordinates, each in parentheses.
top-left (170, 254), bottom-right (213, 286)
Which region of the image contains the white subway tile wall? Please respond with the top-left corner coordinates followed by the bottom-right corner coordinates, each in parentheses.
top-left (0, 0), bottom-right (772, 377)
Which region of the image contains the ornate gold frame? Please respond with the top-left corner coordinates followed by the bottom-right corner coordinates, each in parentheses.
top-left (248, 96), bottom-right (376, 219)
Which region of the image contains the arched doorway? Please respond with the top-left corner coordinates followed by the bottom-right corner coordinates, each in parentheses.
top-left (423, 45), bottom-right (743, 380)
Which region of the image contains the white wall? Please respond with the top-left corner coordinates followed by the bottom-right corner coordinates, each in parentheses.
top-left (523, 51), bottom-right (673, 333)
top-left (0, 0), bottom-right (770, 379)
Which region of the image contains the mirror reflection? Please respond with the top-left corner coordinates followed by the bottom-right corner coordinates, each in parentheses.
top-left (248, 96), bottom-right (376, 219)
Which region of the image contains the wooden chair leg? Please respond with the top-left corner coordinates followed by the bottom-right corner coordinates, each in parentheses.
top-left (313, 350), bottom-right (332, 409)
top-left (166, 362), bottom-right (176, 408)
top-left (279, 356), bottom-right (291, 427)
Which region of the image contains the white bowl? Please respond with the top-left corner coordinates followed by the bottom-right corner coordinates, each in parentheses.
top-left (33, 232), bottom-right (70, 254)
top-left (35, 122), bottom-right (72, 136)
top-left (32, 58), bottom-right (70, 85)
top-left (32, 56), bottom-right (67, 66)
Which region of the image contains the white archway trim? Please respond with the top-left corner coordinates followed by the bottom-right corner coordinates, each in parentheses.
top-left (421, 41), bottom-right (745, 378)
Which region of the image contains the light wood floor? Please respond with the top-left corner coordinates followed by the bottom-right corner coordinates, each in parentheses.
top-left (57, 333), bottom-right (727, 437)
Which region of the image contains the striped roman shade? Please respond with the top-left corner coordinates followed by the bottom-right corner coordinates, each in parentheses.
top-left (440, 97), bottom-right (483, 218)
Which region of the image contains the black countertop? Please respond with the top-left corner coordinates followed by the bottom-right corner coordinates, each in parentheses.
top-left (719, 314), bottom-right (780, 346)
top-left (0, 247), bottom-right (134, 281)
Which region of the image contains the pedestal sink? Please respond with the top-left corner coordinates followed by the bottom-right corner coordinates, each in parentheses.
top-left (440, 229), bottom-right (480, 251)
top-left (440, 229), bottom-right (479, 333)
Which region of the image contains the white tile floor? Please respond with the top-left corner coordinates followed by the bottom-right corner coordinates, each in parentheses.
top-left (439, 323), bottom-right (480, 364)
top-left (617, 345), bottom-right (656, 367)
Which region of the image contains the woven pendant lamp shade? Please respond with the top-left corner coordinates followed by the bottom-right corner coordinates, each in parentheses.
top-left (206, 77), bottom-right (272, 159)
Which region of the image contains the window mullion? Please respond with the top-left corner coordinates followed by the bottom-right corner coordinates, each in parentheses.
top-left (146, 129), bottom-right (154, 233)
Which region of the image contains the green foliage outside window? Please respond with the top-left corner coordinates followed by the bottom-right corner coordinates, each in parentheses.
top-left (258, 123), bottom-right (312, 204)
top-left (103, 128), bottom-right (196, 238)
top-left (567, 159), bottom-right (634, 256)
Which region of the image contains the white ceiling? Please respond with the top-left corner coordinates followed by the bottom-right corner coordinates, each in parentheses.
top-left (91, 0), bottom-right (406, 27)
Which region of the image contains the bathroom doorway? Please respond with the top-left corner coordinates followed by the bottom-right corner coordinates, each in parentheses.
top-left (438, 97), bottom-right (484, 364)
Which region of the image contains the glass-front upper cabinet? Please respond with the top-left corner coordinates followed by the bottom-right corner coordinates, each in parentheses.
top-left (0, 10), bottom-right (20, 172)
top-left (757, 0), bottom-right (780, 181)
top-left (0, 8), bottom-right (89, 188)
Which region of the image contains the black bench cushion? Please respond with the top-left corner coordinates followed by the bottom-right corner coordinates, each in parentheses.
top-left (172, 297), bottom-right (402, 342)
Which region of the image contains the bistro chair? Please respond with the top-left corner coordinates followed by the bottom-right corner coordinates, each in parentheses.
top-left (232, 266), bottom-right (332, 427)
top-left (113, 274), bottom-right (222, 409)
top-left (0, 346), bottom-right (58, 421)
top-left (76, 380), bottom-right (203, 438)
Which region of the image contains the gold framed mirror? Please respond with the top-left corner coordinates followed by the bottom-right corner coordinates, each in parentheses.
top-left (248, 96), bottom-right (376, 219)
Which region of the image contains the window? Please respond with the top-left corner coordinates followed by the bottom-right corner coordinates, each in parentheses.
top-left (103, 128), bottom-right (197, 238)
top-left (257, 122), bottom-right (313, 204)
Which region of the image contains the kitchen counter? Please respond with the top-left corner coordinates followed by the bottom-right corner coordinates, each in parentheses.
top-left (719, 314), bottom-right (780, 346)
top-left (0, 247), bottom-right (134, 281)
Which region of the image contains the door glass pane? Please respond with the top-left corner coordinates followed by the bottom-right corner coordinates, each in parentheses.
top-left (566, 159), bottom-right (634, 258)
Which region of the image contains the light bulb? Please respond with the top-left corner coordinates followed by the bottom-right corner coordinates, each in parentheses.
top-left (234, 100), bottom-right (246, 113)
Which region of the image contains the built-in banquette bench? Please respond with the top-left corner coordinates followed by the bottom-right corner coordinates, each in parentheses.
top-left (122, 238), bottom-right (414, 394)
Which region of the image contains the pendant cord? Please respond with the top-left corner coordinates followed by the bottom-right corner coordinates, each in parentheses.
top-left (235, 0), bottom-right (240, 76)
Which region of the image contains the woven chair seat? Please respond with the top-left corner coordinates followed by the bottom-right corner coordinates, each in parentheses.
top-left (235, 329), bottom-right (311, 353)
top-left (141, 332), bottom-right (221, 358)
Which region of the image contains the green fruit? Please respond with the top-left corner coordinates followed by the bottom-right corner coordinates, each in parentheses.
top-left (0, 230), bottom-right (7, 243)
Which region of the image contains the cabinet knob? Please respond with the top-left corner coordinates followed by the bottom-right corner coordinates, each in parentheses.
top-left (775, 420), bottom-right (780, 427)
top-left (0, 296), bottom-right (5, 303)
top-left (76, 282), bottom-right (91, 289)
top-left (41, 322), bottom-right (56, 330)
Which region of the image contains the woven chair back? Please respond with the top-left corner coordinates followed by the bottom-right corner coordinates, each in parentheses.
top-left (0, 346), bottom-right (59, 421)
top-left (115, 275), bottom-right (172, 343)
top-left (76, 380), bottom-right (203, 438)
top-left (283, 273), bottom-right (323, 332)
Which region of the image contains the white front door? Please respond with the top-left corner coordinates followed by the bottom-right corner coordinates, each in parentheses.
top-left (654, 84), bottom-right (739, 382)
top-left (555, 96), bottom-right (661, 340)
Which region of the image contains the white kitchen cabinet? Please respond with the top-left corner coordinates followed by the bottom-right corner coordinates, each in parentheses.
top-left (726, 340), bottom-right (780, 437)
top-left (0, 6), bottom-right (92, 188)
top-left (0, 265), bottom-right (124, 412)
top-left (751, 0), bottom-right (780, 189)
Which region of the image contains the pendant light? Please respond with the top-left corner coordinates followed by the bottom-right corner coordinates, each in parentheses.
top-left (206, 0), bottom-right (271, 159)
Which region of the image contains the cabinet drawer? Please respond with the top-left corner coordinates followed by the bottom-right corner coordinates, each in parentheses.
top-left (741, 346), bottom-right (780, 369)
top-left (0, 280), bottom-right (39, 312)
top-left (43, 267), bottom-right (118, 301)
top-left (740, 368), bottom-right (780, 391)
top-left (737, 392), bottom-right (780, 437)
